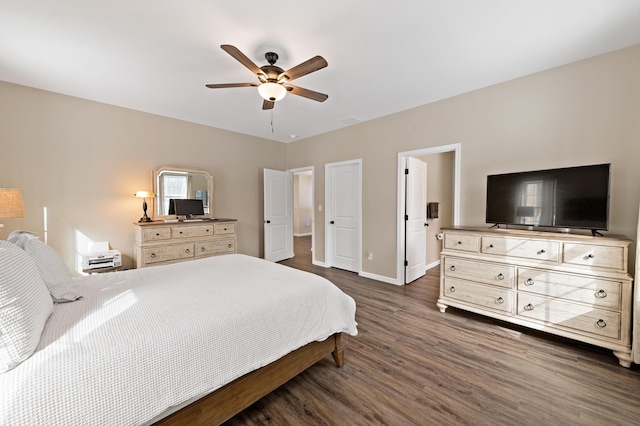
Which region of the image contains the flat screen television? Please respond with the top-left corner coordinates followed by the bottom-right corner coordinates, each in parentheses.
top-left (169, 198), bottom-right (205, 219)
top-left (485, 163), bottom-right (610, 234)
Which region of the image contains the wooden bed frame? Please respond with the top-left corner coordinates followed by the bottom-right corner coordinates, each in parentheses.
top-left (154, 333), bottom-right (346, 425)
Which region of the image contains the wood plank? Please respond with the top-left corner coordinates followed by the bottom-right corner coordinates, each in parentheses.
top-left (224, 236), bottom-right (640, 426)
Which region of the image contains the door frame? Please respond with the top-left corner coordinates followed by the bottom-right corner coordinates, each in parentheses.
top-left (289, 166), bottom-right (315, 259)
top-left (325, 159), bottom-right (362, 273)
top-left (396, 144), bottom-right (461, 284)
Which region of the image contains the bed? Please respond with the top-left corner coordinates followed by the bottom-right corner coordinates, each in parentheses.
top-left (0, 240), bottom-right (358, 426)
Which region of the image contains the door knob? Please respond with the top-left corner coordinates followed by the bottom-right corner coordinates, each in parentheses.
top-left (330, 220), bottom-right (335, 224)
top-left (265, 220), bottom-right (271, 224)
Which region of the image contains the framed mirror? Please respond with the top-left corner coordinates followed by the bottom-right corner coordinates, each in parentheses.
top-left (153, 167), bottom-right (214, 219)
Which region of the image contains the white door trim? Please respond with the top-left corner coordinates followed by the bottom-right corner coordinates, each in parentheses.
top-left (325, 159), bottom-right (362, 273)
top-left (396, 143), bottom-right (461, 285)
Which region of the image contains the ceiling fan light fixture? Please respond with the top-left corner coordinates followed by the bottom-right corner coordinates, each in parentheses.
top-left (258, 82), bottom-right (286, 102)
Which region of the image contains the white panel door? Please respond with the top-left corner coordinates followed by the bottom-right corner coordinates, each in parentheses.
top-left (264, 169), bottom-right (293, 262)
top-left (326, 161), bottom-right (361, 272)
top-left (405, 157), bottom-right (427, 283)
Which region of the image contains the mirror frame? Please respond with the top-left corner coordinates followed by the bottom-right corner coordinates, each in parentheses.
top-left (152, 166), bottom-right (214, 220)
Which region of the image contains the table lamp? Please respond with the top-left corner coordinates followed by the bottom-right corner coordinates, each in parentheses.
top-left (135, 191), bottom-right (154, 223)
top-left (0, 188), bottom-right (26, 232)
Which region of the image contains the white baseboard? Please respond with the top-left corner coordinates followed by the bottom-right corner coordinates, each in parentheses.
top-left (311, 261), bottom-right (434, 287)
top-left (358, 271), bottom-right (402, 286)
top-left (426, 259), bottom-right (441, 270)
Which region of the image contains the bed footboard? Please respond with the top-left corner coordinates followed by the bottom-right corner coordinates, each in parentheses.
top-left (155, 333), bottom-right (346, 426)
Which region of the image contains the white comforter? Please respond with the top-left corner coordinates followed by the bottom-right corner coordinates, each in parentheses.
top-left (0, 254), bottom-right (357, 425)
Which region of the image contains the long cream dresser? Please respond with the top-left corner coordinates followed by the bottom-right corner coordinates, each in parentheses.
top-left (437, 227), bottom-right (633, 367)
top-left (134, 219), bottom-right (237, 268)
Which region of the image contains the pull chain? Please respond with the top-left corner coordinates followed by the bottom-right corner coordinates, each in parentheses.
top-left (270, 109), bottom-right (275, 133)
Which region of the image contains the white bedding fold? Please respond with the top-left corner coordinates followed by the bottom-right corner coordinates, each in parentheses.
top-left (0, 254), bottom-right (357, 425)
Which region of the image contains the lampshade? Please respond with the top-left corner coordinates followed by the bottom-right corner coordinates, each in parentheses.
top-left (0, 189), bottom-right (25, 219)
top-left (258, 82), bottom-right (286, 102)
top-left (134, 191), bottom-right (155, 198)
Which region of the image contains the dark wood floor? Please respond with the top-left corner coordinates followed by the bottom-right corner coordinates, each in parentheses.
top-left (226, 236), bottom-right (640, 425)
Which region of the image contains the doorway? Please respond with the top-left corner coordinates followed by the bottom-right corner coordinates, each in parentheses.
top-left (397, 144), bottom-right (461, 284)
top-left (291, 166), bottom-right (314, 264)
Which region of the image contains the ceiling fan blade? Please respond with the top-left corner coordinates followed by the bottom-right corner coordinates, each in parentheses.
top-left (262, 99), bottom-right (275, 110)
top-left (278, 56), bottom-right (328, 83)
top-left (205, 82), bottom-right (258, 89)
top-left (285, 85), bottom-right (329, 102)
top-left (220, 45), bottom-right (265, 79)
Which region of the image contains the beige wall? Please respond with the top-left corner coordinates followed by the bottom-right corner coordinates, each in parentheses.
top-left (293, 173), bottom-right (313, 236)
top-left (287, 45), bottom-right (640, 279)
top-left (2, 45), bottom-right (638, 280)
top-left (0, 81), bottom-right (286, 271)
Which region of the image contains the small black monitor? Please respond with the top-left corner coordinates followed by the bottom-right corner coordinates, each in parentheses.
top-left (173, 199), bottom-right (205, 218)
top-left (168, 198), bottom-right (177, 215)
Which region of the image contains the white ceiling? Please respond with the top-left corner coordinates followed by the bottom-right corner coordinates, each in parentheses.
top-left (1, 1), bottom-right (639, 143)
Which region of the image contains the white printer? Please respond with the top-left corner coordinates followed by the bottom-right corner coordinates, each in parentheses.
top-left (82, 249), bottom-right (122, 271)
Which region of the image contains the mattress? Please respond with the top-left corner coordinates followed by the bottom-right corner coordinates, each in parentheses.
top-left (0, 254), bottom-right (357, 425)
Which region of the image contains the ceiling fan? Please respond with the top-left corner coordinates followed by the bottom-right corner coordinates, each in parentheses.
top-left (206, 44), bottom-right (328, 110)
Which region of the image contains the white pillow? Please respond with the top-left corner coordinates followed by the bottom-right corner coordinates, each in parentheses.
top-left (10, 232), bottom-right (80, 303)
top-left (0, 240), bottom-right (54, 373)
top-left (21, 238), bottom-right (80, 303)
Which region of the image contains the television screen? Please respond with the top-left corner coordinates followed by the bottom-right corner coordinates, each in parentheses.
top-left (486, 164), bottom-right (610, 232)
top-left (172, 199), bottom-right (205, 218)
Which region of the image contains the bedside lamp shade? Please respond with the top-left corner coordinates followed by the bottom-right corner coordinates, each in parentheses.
top-left (0, 189), bottom-right (25, 219)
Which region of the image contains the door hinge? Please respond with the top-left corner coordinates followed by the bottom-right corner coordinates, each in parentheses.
top-left (405, 168), bottom-right (409, 175)
top-left (404, 214), bottom-right (408, 221)
top-left (404, 260), bottom-right (408, 266)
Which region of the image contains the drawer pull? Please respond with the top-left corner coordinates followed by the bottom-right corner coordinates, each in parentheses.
top-left (497, 273), bottom-right (504, 280)
top-left (596, 319), bottom-right (607, 328)
top-left (496, 297), bottom-right (504, 304)
top-left (228, 243), bottom-right (232, 248)
top-left (185, 248), bottom-right (190, 254)
top-left (449, 265), bottom-right (456, 272)
top-left (449, 286), bottom-right (455, 293)
top-left (201, 247), bottom-right (206, 252)
top-left (524, 278), bottom-right (534, 286)
top-left (588, 253), bottom-right (594, 259)
top-left (155, 233), bottom-right (160, 236)
top-left (524, 303), bottom-right (534, 311)
top-left (489, 244), bottom-right (494, 248)
top-left (179, 231), bottom-right (183, 235)
top-left (224, 227), bottom-right (228, 231)
top-left (457, 241), bottom-right (462, 245)
top-left (539, 249), bottom-right (546, 254)
top-left (150, 253), bottom-right (156, 258)
top-left (206, 229), bottom-right (210, 232)
top-left (595, 289), bottom-right (607, 298)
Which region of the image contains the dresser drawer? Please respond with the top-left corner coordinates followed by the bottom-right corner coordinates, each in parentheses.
top-left (443, 233), bottom-right (479, 253)
top-left (142, 243), bottom-right (195, 264)
top-left (443, 277), bottom-right (514, 313)
top-left (172, 224), bottom-right (214, 239)
top-left (482, 236), bottom-right (559, 262)
top-left (518, 268), bottom-right (621, 310)
top-left (196, 239), bottom-right (236, 257)
top-left (443, 257), bottom-right (514, 289)
top-left (563, 243), bottom-right (625, 271)
top-left (214, 223), bottom-right (235, 235)
top-left (517, 294), bottom-right (621, 340)
top-left (141, 227), bottom-right (171, 242)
